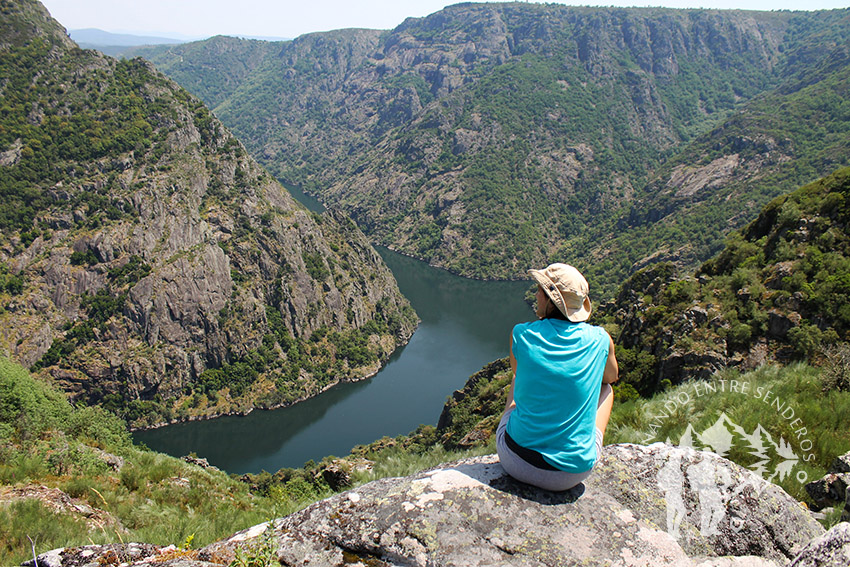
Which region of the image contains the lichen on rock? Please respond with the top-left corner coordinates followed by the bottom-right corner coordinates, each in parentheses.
top-left (196, 444), bottom-right (822, 567)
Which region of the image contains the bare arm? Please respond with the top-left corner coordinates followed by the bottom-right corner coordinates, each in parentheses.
top-left (503, 335), bottom-right (517, 416)
top-left (602, 335), bottom-right (619, 384)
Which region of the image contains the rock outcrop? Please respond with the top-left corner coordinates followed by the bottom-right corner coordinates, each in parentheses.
top-left (28, 443), bottom-right (834, 566)
top-left (787, 523), bottom-right (850, 567)
top-left (806, 451), bottom-right (850, 520)
top-left (132, 5), bottom-right (850, 285)
top-left (0, 0), bottom-right (417, 428)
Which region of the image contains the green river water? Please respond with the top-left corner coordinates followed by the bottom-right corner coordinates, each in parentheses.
top-left (134, 213), bottom-right (534, 473)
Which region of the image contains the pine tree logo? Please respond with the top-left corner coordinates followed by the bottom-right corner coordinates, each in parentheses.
top-left (668, 412), bottom-right (801, 484)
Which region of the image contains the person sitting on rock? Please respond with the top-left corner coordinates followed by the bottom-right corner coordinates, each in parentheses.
top-left (496, 263), bottom-right (618, 491)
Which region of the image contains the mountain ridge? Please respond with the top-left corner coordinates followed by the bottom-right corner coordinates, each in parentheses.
top-left (69, 28), bottom-right (188, 47)
top-left (127, 4), bottom-right (850, 290)
top-left (0, 0), bottom-right (417, 428)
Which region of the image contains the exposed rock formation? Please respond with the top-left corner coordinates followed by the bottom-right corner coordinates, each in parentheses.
top-left (787, 523), bottom-right (850, 567)
top-left (31, 443), bottom-right (827, 566)
top-left (806, 451), bottom-right (850, 519)
top-left (22, 543), bottom-right (189, 567)
top-left (0, 0), bottom-right (417, 428)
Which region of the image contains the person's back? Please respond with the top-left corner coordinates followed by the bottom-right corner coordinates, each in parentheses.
top-left (496, 263), bottom-right (618, 491)
top-left (508, 318), bottom-right (610, 473)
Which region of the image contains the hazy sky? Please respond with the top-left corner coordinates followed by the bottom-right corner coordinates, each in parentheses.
top-left (40, 0), bottom-right (850, 41)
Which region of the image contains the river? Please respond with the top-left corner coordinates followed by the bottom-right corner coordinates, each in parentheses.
top-left (134, 219), bottom-right (534, 473)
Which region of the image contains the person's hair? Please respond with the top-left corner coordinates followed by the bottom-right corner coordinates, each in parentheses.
top-left (542, 303), bottom-right (569, 320)
top-left (538, 287), bottom-right (569, 320)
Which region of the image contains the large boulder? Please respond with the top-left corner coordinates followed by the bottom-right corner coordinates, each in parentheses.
top-left (24, 443), bottom-right (826, 567)
top-left (197, 443), bottom-right (821, 567)
top-left (806, 451), bottom-right (850, 512)
top-left (787, 523), bottom-right (850, 567)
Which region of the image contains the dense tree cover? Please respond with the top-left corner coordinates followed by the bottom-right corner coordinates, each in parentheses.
top-left (595, 166), bottom-right (850, 396)
top-left (0, 356), bottom-right (130, 452)
top-left (0, 43), bottom-right (179, 235)
top-left (129, 4), bottom-right (850, 287)
top-left (0, 1), bottom-right (235, 244)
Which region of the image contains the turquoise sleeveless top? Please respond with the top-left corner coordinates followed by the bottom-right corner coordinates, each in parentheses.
top-left (506, 319), bottom-right (610, 473)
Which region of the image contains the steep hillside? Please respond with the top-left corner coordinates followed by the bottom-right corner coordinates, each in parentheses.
top-left (126, 35), bottom-right (281, 108)
top-left (590, 27), bottom-right (850, 296)
top-left (0, 0), bottom-right (417, 428)
top-left (131, 4), bottom-right (850, 286)
top-left (600, 166), bottom-right (850, 395)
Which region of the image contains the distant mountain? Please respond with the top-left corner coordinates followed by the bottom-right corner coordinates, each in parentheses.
top-left (68, 28), bottom-right (189, 57)
top-left (0, 0), bottom-right (417, 428)
top-left (132, 4), bottom-right (850, 294)
top-left (70, 28), bottom-right (187, 47)
top-left (125, 36), bottom-right (284, 108)
top-left (72, 29), bottom-right (291, 57)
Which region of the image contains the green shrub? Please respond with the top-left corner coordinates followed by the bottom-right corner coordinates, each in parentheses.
top-left (230, 525), bottom-right (278, 567)
top-left (615, 346), bottom-right (658, 395)
top-left (107, 255), bottom-right (151, 287)
top-left (0, 500), bottom-right (91, 566)
top-left (613, 382), bottom-right (641, 403)
top-left (69, 249), bottom-right (99, 266)
top-left (63, 475), bottom-right (97, 501)
top-left (120, 465), bottom-right (142, 492)
top-left (67, 406), bottom-right (131, 450)
top-left (822, 343), bottom-right (850, 392)
top-left (0, 357), bottom-right (71, 440)
top-left (0, 265), bottom-right (24, 295)
top-left (788, 324), bottom-right (837, 358)
top-left (0, 452), bottom-right (49, 484)
top-left (302, 252), bottom-right (329, 281)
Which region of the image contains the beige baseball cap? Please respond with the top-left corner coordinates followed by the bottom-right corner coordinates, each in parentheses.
top-left (528, 263), bottom-right (592, 322)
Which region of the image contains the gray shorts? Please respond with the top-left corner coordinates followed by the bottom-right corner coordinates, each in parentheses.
top-left (496, 385), bottom-right (609, 492)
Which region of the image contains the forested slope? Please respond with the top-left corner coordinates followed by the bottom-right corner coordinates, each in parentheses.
top-left (131, 5), bottom-right (850, 292)
top-left (590, 29), bottom-right (850, 295)
top-left (0, 0), bottom-right (417, 428)
top-left (598, 166), bottom-right (850, 396)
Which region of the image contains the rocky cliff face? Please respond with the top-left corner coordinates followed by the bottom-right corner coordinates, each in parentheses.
top-left (612, 30), bottom-right (850, 289)
top-left (0, 0), bottom-right (416, 427)
top-left (26, 444), bottom-right (843, 567)
top-left (598, 166), bottom-right (850, 393)
top-left (132, 5), bottom-right (850, 287)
